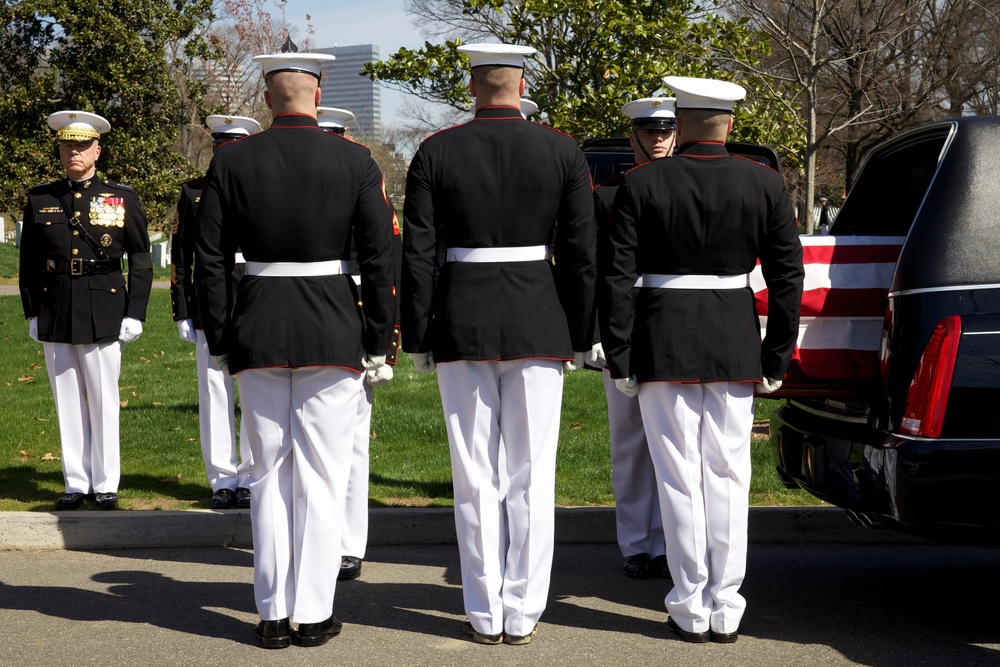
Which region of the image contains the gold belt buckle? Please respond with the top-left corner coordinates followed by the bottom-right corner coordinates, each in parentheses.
top-left (70, 258), bottom-right (83, 276)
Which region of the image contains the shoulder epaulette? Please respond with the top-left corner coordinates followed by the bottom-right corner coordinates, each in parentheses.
top-left (103, 179), bottom-right (136, 192)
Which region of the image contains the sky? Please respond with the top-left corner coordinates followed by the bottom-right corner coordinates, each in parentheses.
top-left (282, 0), bottom-right (430, 129)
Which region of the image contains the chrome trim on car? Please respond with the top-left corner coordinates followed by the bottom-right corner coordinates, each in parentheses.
top-left (788, 399), bottom-right (869, 424)
top-left (889, 282), bottom-right (1000, 298)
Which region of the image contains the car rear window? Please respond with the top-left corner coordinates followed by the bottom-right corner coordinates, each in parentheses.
top-left (832, 126), bottom-right (951, 237)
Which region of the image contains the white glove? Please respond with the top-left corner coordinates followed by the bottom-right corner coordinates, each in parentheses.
top-left (759, 376), bottom-right (783, 394)
top-left (366, 363), bottom-right (394, 387)
top-left (615, 375), bottom-right (640, 398)
top-left (410, 351), bottom-right (435, 372)
top-left (177, 319), bottom-right (197, 344)
top-left (211, 354), bottom-right (230, 372)
top-left (28, 317), bottom-right (39, 342)
top-left (563, 351), bottom-right (587, 372)
top-left (362, 354), bottom-right (387, 370)
top-left (584, 342), bottom-right (606, 369)
top-left (119, 317), bottom-right (143, 343)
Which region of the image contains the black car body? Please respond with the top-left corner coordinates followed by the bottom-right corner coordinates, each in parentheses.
top-left (770, 117), bottom-right (1000, 544)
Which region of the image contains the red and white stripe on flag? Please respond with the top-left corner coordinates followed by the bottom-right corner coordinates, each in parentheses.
top-left (751, 235), bottom-right (904, 380)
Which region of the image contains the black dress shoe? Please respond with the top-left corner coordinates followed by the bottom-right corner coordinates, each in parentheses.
top-left (338, 556), bottom-right (362, 581)
top-left (667, 617), bottom-right (710, 643)
top-left (255, 618), bottom-right (291, 649)
top-left (711, 629), bottom-right (739, 643)
top-left (235, 487), bottom-right (251, 509)
top-left (622, 553), bottom-right (651, 579)
top-left (292, 615), bottom-right (342, 647)
top-left (55, 492), bottom-right (86, 510)
top-left (650, 554), bottom-right (671, 579)
top-left (210, 488), bottom-right (236, 509)
top-left (94, 492), bottom-right (118, 510)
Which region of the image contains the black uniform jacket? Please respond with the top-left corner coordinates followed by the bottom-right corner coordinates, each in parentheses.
top-left (171, 175), bottom-right (246, 329)
top-left (590, 171), bottom-right (627, 351)
top-left (401, 106), bottom-right (596, 362)
top-left (599, 141), bottom-right (803, 383)
top-left (347, 216), bottom-right (403, 365)
top-left (19, 175), bottom-right (153, 344)
top-left (194, 113), bottom-right (396, 374)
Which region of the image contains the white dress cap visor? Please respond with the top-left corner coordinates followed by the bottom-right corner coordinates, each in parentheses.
top-left (457, 43), bottom-right (536, 68)
top-left (253, 53), bottom-right (336, 78)
top-left (621, 97), bottom-right (676, 120)
top-left (519, 99), bottom-right (538, 118)
top-left (205, 115), bottom-right (261, 136)
top-left (662, 76), bottom-right (747, 111)
top-left (317, 107), bottom-right (355, 128)
top-left (47, 110), bottom-right (111, 141)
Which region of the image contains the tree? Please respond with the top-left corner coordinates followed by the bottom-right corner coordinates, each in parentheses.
top-left (724, 0), bottom-right (1000, 230)
top-left (0, 0), bottom-right (216, 227)
top-left (365, 0), bottom-right (805, 171)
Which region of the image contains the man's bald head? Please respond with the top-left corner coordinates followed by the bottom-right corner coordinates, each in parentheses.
top-left (264, 71), bottom-right (321, 116)
top-left (469, 66), bottom-right (525, 110)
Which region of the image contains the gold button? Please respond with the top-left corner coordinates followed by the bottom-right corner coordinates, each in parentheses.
top-left (43, 287), bottom-right (48, 292)
top-left (110, 289), bottom-right (116, 293)
top-left (74, 193), bottom-right (81, 199)
top-left (72, 248), bottom-right (79, 255)
top-left (45, 221), bottom-right (51, 226)
top-left (73, 230), bottom-right (79, 236)
top-left (357, 301), bottom-right (363, 307)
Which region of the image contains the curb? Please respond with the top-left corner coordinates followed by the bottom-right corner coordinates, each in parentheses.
top-left (0, 506), bottom-right (928, 551)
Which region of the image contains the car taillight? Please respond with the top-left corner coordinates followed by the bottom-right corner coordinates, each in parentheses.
top-left (899, 316), bottom-right (961, 438)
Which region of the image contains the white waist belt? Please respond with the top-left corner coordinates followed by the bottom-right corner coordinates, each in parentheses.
top-left (246, 260), bottom-right (349, 277)
top-left (636, 273), bottom-right (749, 289)
top-left (351, 274), bottom-right (362, 286)
top-left (233, 252), bottom-right (245, 265)
top-left (446, 245), bottom-right (551, 263)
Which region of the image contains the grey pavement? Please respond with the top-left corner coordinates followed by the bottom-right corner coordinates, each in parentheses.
top-left (2, 534), bottom-right (999, 666)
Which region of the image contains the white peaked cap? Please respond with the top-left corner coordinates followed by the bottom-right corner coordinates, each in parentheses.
top-left (205, 115), bottom-right (261, 136)
top-left (253, 53), bottom-right (336, 78)
top-left (457, 43), bottom-right (536, 68)
top-left (317, 107), bottom-right (356, 128)
top-left (519, 99), bottom-right (538, 118)
top-left (47, 110), bottom-right (111, 141)
top-left (662, 76), bottom-right (746, 112)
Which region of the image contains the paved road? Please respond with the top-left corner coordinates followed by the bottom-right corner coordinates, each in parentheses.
top-left (1, 541), bottom-right (998, 666)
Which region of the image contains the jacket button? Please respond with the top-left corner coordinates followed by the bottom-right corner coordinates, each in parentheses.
top-left (74, 193), bottom-right (81, 199)
top-left (72, 248), bottom-right (79, 255)
top-left (73, 230), bottom-right (79, 236)
top-left (110, 289), bottom-right (116, 293)
top-left (45, 221), bottom-right (51, 226)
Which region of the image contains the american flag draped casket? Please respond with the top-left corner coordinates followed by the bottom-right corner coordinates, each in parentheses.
top-left (751, 235), bottom-right (905, 392)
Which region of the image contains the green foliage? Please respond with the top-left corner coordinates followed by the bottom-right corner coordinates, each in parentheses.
top-left (365, 0), bottom-right (806, 164)
top-left (0, 0), bottom-right (216, 230)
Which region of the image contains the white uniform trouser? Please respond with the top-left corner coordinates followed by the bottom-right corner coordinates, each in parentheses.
top-left (194, 329), bottom-right (251, 490)
top-left (436, 359), bottom-right (562, 638)
top-left (43, 341), bottom-right (121, 494)
top-left (237, 366), bottom-right (362, 623)
top-left (638, 381), bottom-right (754, 635)
top-left (342, 381), bottom-right (372, 558)
top-left (603, 369), bottom-right (664, 559)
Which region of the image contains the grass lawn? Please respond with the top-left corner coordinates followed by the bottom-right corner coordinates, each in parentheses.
top-left (0, 288), bottom-right (820, 511)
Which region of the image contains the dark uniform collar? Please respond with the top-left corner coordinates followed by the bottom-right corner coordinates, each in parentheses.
top-left (675, 141), bottom-right (729, 157)
top-left (473, 106), bottom-right (523, 120)
top-left (67, 175), bottom-right (97, 191)
top-left (269, 113), bottom-right (321, 128)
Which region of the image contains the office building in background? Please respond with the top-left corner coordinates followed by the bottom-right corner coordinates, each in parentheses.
top-left (315, 44), bottom-right (382, 138)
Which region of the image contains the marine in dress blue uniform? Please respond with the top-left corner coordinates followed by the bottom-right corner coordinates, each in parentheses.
top-left (195, 52), bottom-right (396, 649)
top-left (599, 77), bottom-right (803, 643)
top-left (402, 43), bottom-right (596, 645)
top-left (171, 114), bottom-right (260, 510)
top-left (19, 111), bottom-right (153, 511)
top-left (592, 97), bottom-right (677, 579)
top-left (318, 106), bottom-right (401, 583)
